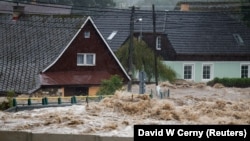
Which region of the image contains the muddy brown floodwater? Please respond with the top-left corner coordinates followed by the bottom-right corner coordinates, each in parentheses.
top-left (0, 82), bottom-right (249, 137)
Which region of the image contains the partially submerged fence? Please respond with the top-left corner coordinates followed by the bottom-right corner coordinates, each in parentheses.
top-left (12, 89), bottom-right (170, 107)
top-left (7, 89), bottom-right (169, 112)
top-left (12, 95), bottom-right (112, 107)
top-left (5, 95), bottom-right (114, 112)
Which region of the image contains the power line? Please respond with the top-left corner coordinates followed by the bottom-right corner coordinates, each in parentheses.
top-left (0, 3), bottom-right (249, 31)
top-left (0, 16), bottom-right (249, 30)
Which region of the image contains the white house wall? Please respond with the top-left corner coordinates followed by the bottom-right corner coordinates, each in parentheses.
top-left (164, 61), bottom-right (250, 82)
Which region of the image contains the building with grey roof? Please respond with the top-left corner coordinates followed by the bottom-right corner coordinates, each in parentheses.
top-left (92, 8), bottom-right (250, 82)
top-left (0, 9), bottom-right (129, 95)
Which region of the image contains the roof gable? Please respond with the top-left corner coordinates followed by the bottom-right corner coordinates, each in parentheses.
top-left (42, 16), bottom-right (130, 80)
top-left (0, 14), bottom-right (130, 94)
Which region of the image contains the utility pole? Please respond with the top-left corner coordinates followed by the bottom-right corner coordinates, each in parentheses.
top-left (152, 4), bottom-right (158, 86)
top-left (128, 6), bottom-right (135, 92)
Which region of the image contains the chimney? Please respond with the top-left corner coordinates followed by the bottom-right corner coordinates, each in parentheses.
top-left (31, 0), bottom-right (37, 4)
top-left (180, 3), bottom-right (189, 11)
top-left (12, 5), bottom-right (25, 21)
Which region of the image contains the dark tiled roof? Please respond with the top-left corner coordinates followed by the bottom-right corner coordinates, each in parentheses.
top-left (165, 11), bottom-right (250, 54)
top-left (0, 14), bottom-right (86, 93)
top-left (92, 9), bottom-right (167, 52)
top-left (92, 9), bottom-right (131, 51)
top-left (93, 10), bottom-right (250, 55)
top-left (1, 9), bottom-right (250, 94)
top-left (0, 1), bottom-right (72, 14)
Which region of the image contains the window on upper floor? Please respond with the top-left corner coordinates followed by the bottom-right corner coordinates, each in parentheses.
top-left (77, 53), bottom-right (96, 66)
top-left (84, 31), bottom-right (90, 38)
top-left (241, 64), bottom-right (249, 78)
top-left (156, 36), bottom-right (161, 50)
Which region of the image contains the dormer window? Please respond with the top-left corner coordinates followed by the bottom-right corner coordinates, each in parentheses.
top-left (233, 34), bottom-right (244, 46)
top-left (84, 31), bottom-right (90, 38)
top-left (156, 36), bottom-right (161, 50)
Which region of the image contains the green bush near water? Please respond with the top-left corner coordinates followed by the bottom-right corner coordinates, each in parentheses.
top-left (0, 90), bottom-right (15, 110)
top-left (96, 75), bottom-right (123, 95)
top-left (207, 77), bottom-right (250, 88)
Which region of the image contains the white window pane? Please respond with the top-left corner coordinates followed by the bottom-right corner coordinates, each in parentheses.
top-left (184, 65), bottom-right (192, 79)
top-left (86, 54), bottom-right (94, 64)
top-left (84, 31), bottom-right (90, 38)
top-left (156, 36), bottom-right (161, 50)
top-left (77, 53), bottom-right (95, 66)
top-left (77, 54), bottom-right (84, 64)
top-left (203, 65), bottom-right (211, 79)
top-left (241, 65), bottom-right (248, 78)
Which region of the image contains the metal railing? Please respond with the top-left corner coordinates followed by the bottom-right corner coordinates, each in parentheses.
top-left (12, 95), bottom-right (113, 107)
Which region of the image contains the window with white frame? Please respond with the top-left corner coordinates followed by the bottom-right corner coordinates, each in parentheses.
top-left (241, 64), bottom-right (249, 78)
top-left (202, 64), bottom-right (213, 80)
top-left (77, 53), bottom-right (96, 66)
top-left (156, 36), bottom-right (161, 50)
top-left (184, 64), bottom-right (194, 80)
top-left (84, 31), bottom-right (90, 38)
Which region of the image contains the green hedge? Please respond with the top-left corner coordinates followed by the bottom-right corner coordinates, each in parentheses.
top-left (207, 77), bottom-right (250, 88)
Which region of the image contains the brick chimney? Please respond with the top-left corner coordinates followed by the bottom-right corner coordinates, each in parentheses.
top-left (180, 3), bottom-right (189, 11)
top-left (12, 5), bottom-right (25, 21)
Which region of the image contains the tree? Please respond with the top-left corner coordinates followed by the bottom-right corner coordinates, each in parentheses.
top-left (96, 75), bottom-right (123, 95)
top-left (115, 37), bottom-right (176, 82)
top-left (241, 0), bottom-right (250, 27)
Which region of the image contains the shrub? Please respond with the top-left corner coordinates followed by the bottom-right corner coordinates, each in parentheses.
top-left (96, 75), bottom-right (123, 95)
top-left (7, 90), bottom-right (15, 107)
top-left (207, 77), bottom-right (250, 88)
top-left (0, 90), bottom-right (15, 110)
top-left (0, 101), bottom-right (9, 111)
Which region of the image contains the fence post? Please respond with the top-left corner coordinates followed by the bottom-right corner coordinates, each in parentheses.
top-left (28, 98), bottom-right (31, 105)
top-left (86, 96), bottom-right (89, 106)
top-left (73, 96), bottom-right (77, 104)
top-left (150, 89), bottom-right (153, 99)
top-left (44, 97), bottom-right (48, 105)
top-left (42, 98), bottom-right (45, 105)
top-left (167, 89), bottom-right (170, 98)
top-left (12, 98), bottom-right (17, 107)
top-left (58, 97), bottom-right (61, 104)
top-left (71, 96), bottom-right (74, 104)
